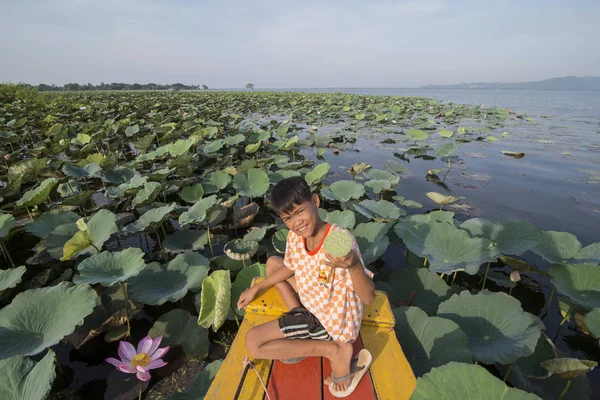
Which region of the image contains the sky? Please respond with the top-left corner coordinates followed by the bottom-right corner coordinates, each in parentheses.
top-left (1, 0), bottom-right (599, 88)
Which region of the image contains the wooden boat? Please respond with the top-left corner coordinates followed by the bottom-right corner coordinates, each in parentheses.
top-left (205, 278), bottom-right (416, 399)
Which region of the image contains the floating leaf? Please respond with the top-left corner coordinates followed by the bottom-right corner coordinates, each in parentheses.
top-left (318, 209), bottom-right (356, 230)
top-left (411, 362), bottom-right (541, 400)
top-left (0, 265), bottom-right (26, 291)
top-left (406, 129), bottom-right (429, 141)
top-left (124, 203), bottom-right (176, 234)
top-left (128, 252), bottom-right (210, 305)
top-left (0, 350), bottom-right (56, 400)
top-left (394, 210), bottom-right (455, 238)
top-left (201, 171), bottom-right (231, 194)
top-left (501, 150), bottom-right (526, 158)
top-left (426, 192), bottom-right (464, 206)
top-left (533, 231), bottom-right (600, 264)
top-left (377, 267), bottom-right (452, 315)
top-left (321, 180), bottom-right (365, 203)
top-left (305, 163), bottom-right (330, 185)
top-left (243, 226), bottom-right (268, 242)
top-left (132, 182), bottom-right (162, 208)
top-left (393, 306), bottom-right (472, 376)
top-left (224, 239), bottom-right (259, 261)
top-left (73, 248), bottom-right (146, 286)
top-left (148, 309), bottom-right (209, 360)
top-left (460, 218), bottom-right (539, 256)
top-left (549, 263), bottom-right (600, 309)
top-left (181, 184), bottom-right (204, 203)
top-left (352, 222), bottom-right (390, 265)
top-left (231, 263), bottom-right (266, 316)
top-left (178, 196), bottom-right (219, 227)
top-left (438, 130), bottom-right (453, 138)
top-left (15, 178), bottom-right (58, 208)
top-left (198, 270), bottom-right (231, 331)
top-left (437, 290), bottom-right (543, 364)
top-left (353, 199), bottom-right (404, 221)
top-left (232, 168), bottom-right (269, 198)
top-left (0, 282), bottom-right (98, 359)
top-left (163, 230), bottom-right (208, 253)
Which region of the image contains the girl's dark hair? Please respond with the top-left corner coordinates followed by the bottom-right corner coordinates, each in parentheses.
top-left (271, 177), bottom-right (312, 215)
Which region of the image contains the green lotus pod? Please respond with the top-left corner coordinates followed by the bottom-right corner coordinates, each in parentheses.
top-left (323, 230), bottom-right (353, 258)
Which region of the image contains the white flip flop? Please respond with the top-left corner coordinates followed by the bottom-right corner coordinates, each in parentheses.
top-left (328, 349), bottom-right (373, 398)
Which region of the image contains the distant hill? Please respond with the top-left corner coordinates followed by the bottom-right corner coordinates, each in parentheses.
top-left (419, 76), bottom-right (600, 91)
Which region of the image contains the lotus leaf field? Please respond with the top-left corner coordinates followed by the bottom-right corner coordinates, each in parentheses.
top-left (0, 88), bottom-right (599, 399)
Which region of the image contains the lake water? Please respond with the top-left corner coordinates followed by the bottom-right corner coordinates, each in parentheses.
top-left (287, 88), bottom-right (600, 397)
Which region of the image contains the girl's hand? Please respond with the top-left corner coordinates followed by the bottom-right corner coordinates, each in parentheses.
top-left (237, 286), bottom-right (258, 310)
top-left (324, 249), bottom-right (361, 270)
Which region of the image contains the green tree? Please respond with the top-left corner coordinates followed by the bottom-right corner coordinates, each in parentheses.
top-left (245, 83), bottom-right (255, 90)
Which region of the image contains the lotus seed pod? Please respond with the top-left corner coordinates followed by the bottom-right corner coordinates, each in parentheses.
top-left (323, 231), bottom-right (353, 258)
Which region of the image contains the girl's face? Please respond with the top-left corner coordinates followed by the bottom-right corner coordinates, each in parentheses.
top-left (278, 194), bottom-right (323, 239)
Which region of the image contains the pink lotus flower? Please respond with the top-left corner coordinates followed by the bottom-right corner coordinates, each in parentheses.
top-left (106, 335), bottom-right (169, 381)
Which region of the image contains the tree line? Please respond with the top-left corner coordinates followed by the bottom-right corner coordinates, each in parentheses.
top-left (35, 82), bottom-right (210, 91)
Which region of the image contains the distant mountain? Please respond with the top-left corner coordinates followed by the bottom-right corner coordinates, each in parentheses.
top-left (418, 76), bottom-right (600, 91)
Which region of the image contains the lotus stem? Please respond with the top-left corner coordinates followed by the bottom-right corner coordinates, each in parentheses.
top-left (423, 257), bottom-right (428, 267)
top-left (451, 270), bottom-right (458, 287)
top-left (207, 226), bottom-right (214, 257)
top-left (292, 149), bottom-right (296, 162)
top-left (439, 204), bottom-right (443, 211)
top-left (503, 363), bottom-right (513, 382)
top-left (115, 235), bottom-right (123, 249)
top-left (440, 273), bottom-right (445, 279)
top-left (481, 262), bottom-right (491, 290)
top-left (547, 285), bottom-right (556, 312)
top-left (231, 305), bottom-right (240, 328)
top-left (557, 379), bottom-right (571, 400)
top-left (155, 231), bottom-right (167, 262)
top-left (138, 380), bottom-right (143, 400)
top-left (119, 282), bottom-right (131, 339)
top-left (0, 239), bottom-right (16, 268)
top-left (242, 259), bottom-right (247, 268)
top-left (161, 222), bottom-right (167, 238)
top-left (144, 234), bottom-right (151, 251)
top-left (90, 243), bottom-right (101, 253)
top-left (508, 283), bottom-right (515, 296)
top-left (25, 207), bottom-right (34, 221)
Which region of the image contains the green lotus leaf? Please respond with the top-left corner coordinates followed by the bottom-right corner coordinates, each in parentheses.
top-left (231, 263), bottom-right (266, 316)
top-left (353, 199), bottom-right (405, 221)
top-left (366, 168), bottom-right (400, 184)
top-left (402, 221), bottom-right (499, 275)
top-left (393, 195), bottom-right (423, 209)
top-left (124, 203), bottom-right (176, 234)
top-left (352, 222), bottom-right (390, 265)
top-left (0, 213), bottom-right (15, 238)
top-left (584, 308), bottom-right (600, 338)
top-left (426, 192), bottom-right (463, 206)
top-left (347, 162), bottom-right (371, 175)
top-left (224, 239), bottom-right (259, 261)
top-left (104, 167), bottom-right (135, 184)
top-left (181, 184), bottom-right (204, 203)
top-left (541, 358), bottom-right (597, 380)
top-left (438, 129), bottom-right (453, 138)
top-left (393, 306), bottom-right (472, 376)
top-left (270, 170), bottom-right (301, 184)
top-left (377, 267), bottom-right (452, 315)
top-left (60, 189), bottom-right (94, 207)
top-left (305, 163), bottom-right (330, 185)
top-left (165, 360), bottom-right (222, 400)
top-left (434, 143), bottom-right (461, 157)
top-left (0, 175), bottom-right (23, 197)
top-left (73, 248), bottom-right (146, 286)
top-left (224, 133), bottom-right (245, 146)
top-left (460, 218), bottom-right (539, 256)
top-left (394, 211), bottom-right (455, 238)
top-left (201, 171), bottom-right (231, 194)
top-left (437, 290), bottom-right (543, 364)
top-left (0, 350), bottom-right (56, 400)
top-left (128, 252), bottom-right (210, 305)
top-left (272, 228), bottom-right (289, 253)
top-left (169, 138), bottom-right (194, 157)
top-left (198, 270), bottom-right (231, 331)
top-left (321, 180), bottom-right (365, 203)
top-left (16, 178), bottom-right (58, 208)
top-left (210, 254), bottom-right (244, 272)
top-left (549, 263), bottom-right (600, 309)
top-left (411, 362), bottom-right (541, 400)
top-left (245, 141), bottom-right (261, 153)
top-left (318, 209), bottom-right (356, 230)
top-left (62, 164), bottom-right (89, 179)
top-left (508, 333), bottom-right (558, 378)
top-left (533, 231), bottom-right (600, 264)
top-left (323, 231), bottom-right (353, 257)
top-left (0, 282), bottom-right (98, 359)
top-left (82, 163), bottom-right (102, 178)
top-left (281, 135), bottom-right (298, 151)
top-left (46, 223), bottom-right (79, 259)
top-left (179, 196), bottom-right (219, 227)
top-left (203, 139), bottom-right (224, 155)
top-left (405, 129), bottom-right (429, 141)
top-left (61, 209), bottom-right (118, 260)
top-left (132, 182), bottom-right (162, 208)
top-left (206, 204), bottom-right (227, 228)
top-left (385, 160), bottom-right (409, 174)
top-left (0, 265), bottom-right (26, 291)
top-left (243, 226), bottom-right (268, 242)
top-left (124, 124), bottom-right (140, 137)
top-left (8, 158), bottom-right (47, 184)
top-left (148, 309), bottom-right (209, 360)
top-left (57, 180), bottom-right (82, 197)
top-left (232, 168), bottom-right (269, 198)
top-left (163, 229), bottom-right (208, 253)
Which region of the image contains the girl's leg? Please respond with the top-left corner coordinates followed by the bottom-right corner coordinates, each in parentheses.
top-left (266, 256), bottom-right (301, 310)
